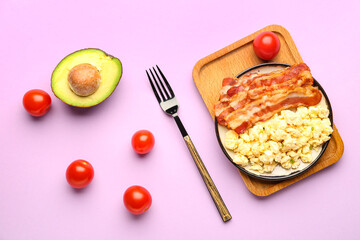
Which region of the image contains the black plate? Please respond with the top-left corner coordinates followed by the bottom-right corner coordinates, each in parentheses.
top-left (215, 63), bottom-right (333, 181)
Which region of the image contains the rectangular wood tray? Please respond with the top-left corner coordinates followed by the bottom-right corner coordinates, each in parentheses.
top-left (192, 24), bottom-right (344, 197)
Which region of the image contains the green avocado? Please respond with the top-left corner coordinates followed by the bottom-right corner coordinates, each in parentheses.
top-left (51, 48), bottom-right (122, 107)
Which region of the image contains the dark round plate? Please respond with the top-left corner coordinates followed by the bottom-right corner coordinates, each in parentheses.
top-left (215, 63), bottom-right (333, 181)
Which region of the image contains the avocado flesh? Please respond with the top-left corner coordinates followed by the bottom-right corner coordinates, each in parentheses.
top-left (51, 49), bottom-right (122, 107)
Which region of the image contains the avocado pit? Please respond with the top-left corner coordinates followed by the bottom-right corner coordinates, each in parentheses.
top-left (68, 63), bottom-right (101, 96)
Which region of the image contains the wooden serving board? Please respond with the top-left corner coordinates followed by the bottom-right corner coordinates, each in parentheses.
top-left (192, 24), bottom-right (344, 197)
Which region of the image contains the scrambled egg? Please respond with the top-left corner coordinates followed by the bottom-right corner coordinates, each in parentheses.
top-left (224, 106), bottom-right (333, 173)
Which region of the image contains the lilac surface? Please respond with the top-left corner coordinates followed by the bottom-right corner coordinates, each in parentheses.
top-left (0, 0), bottom-right (359, 239)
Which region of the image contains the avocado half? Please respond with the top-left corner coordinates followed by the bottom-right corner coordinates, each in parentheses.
top-left (51, 48), bottom-right (122, 107)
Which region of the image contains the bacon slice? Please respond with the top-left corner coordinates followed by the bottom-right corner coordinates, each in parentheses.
top-left (215, 63), bottom-right (322, 134)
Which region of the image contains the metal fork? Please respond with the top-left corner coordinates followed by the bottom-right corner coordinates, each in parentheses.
top-left (146, 66), bottom-right (232, 222)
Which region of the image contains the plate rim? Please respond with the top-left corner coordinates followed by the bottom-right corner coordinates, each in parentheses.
top-left (215, 62), bottom-right (334, 182)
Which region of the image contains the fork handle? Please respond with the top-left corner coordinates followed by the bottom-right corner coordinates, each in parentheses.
top-left (183, 135), bottom-right (232, 222)
top-left (173, 116), bottom-right (232, 222)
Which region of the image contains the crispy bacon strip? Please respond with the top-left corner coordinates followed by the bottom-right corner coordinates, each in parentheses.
top-left (215, 63), bottom-right (322, 134)
top-left (228, 86), bottom-right (322, 133)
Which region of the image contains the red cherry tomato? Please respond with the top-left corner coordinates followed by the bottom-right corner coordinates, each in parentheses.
top-left (123, 185), bottom-right (152, 215)
top-left (253, 31), bottom-right (281, 60)
top-left (66, 160), bottom-right (94, 189)
top-left (131, 130), bottom-right (155, 154)
top-left (23, 89), bottom-right (52, 117)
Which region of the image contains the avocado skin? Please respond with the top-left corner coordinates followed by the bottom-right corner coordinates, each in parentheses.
top-left (51, 48), bottom-right (123, 108)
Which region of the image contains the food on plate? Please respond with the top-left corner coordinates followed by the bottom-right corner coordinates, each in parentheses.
top-left (215, 63), bottom-right (321, 134)
top-left (66, 160), bottom-right (94, 189)
top-left (224, 106), bottom-right (333, 173)
top-left (51, 48), bottom-right (122, 107)
top-left (253, 31), bottom-right (281, 60)
top-left (131, 130), bottom-right (155, 154)
top-left (215, 63), bottom-right (334, 173)
top-left (123, 185), bottom-right (152, 215)
top-left (23, 89), bottom-right (52, 117)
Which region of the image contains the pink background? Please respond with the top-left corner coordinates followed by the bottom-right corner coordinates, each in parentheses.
top-left (0, 0), bottom-right (359, 239)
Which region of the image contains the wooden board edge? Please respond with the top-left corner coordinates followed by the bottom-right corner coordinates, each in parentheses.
top-left (192, 30), bottom-right (254, 91)
top-left (267, 25), bottom-right (304, 63)
top-left (192, 24), bottom-right (302, 87)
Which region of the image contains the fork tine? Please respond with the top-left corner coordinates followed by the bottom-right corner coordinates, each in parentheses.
top-left (153, 67), bottom-right (170, 99)
top-left (146, 70), bottom-right (161, 103)
top-left (149, 68), bottom-right (166, 101)
top-left (156, 65), bottom-right (174, 97)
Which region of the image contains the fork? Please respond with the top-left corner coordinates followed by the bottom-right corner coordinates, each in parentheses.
top-left (146, 66), bottom-right (232, 222)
